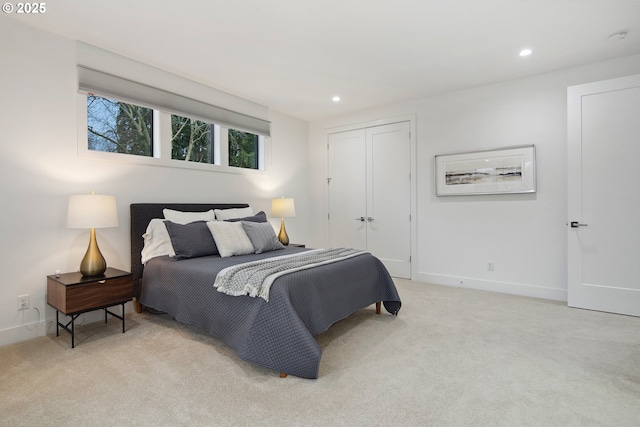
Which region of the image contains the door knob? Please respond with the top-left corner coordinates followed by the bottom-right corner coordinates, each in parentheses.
top-left (570, 221), bottom-right (588, 228)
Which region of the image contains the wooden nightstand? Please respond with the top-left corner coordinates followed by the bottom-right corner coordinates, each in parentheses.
top-left (47, 267), bottom-right (134, 348)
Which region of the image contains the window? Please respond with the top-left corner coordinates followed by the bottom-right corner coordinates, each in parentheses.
top-left (171, 114), bottom-right (214, 164)
top-left (87, 95), bottom-right (153, 157)
top-left (81, 96), bottom-right (267, 173)
top-left (228, 129), bottom-right (259, 169)
top-left (79, 65), bottom-right (270, 171)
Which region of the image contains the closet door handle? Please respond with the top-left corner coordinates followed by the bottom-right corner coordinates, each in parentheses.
top-left (355, 217), bottom-right (365, 222)
top-left (367, 217), bottom-right (374, 222)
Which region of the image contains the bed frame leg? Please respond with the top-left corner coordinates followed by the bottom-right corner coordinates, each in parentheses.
top-left (134, 300), bottom-right (143, 314)
top-left (376, 301), bottom-right (381, 314)
top-left (279, 372), bottom-right (288, 378)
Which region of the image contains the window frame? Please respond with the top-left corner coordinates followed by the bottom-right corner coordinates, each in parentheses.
top-left (228, 129), bottom-right (261, 170)
top-left (77, 93), bottom-right (270, 175)
top-left (169, 113), bottom-right (216, 165)
top-left (86, 94), bottom-right (155, 158)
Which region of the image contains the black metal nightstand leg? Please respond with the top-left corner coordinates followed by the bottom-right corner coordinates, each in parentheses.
top-left (58, 314), bottom-right (80, 348)
top-left (104, 303), bottom-right (127, 333)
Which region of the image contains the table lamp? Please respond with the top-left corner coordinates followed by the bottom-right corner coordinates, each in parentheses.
top-left (271, 197), bottom-right (295, 246)
top-left (67, 193), bottom-right (118, 277)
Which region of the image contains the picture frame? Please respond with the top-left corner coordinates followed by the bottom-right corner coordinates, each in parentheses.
top-left (435, 145), bottom-right (536, 196)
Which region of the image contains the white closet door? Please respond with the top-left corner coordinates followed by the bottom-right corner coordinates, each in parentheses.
top-left (366, 122), bottom-right (411, 278)
top-left (328, 122), bottom-right (411, 278)
top-left (328, 129), bottom-right (367, 250)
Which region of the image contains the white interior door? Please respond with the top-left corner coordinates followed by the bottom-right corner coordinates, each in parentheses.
top-left (328, 129), bottom-right (367, 250)
top-left (567, 75), bottom-right (640, 316)
top-left (328, 122), bottom-right (411, 278)
top-left (366, 122), bottom-right (411, 278)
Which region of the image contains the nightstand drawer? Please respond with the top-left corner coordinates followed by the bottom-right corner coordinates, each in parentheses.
top-left (47, 268), bottom-right (134, 315)
top-left (64, 276), bottom-right (134, 313)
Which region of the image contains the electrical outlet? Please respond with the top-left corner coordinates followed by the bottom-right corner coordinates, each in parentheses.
top-left (487, 261), bottom-right (495, 271)
top-left (17, 294), bottom-right (29, 310)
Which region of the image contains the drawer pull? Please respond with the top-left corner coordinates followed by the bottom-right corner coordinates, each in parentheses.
top-left (98, 280), bottom-right (106, 284)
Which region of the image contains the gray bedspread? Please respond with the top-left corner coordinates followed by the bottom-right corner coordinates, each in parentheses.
top-left (139, 247), bottom-right (401, 379)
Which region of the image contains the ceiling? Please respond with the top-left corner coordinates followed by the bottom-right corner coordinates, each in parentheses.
top-left (7, 0), bottom-right (640, 121)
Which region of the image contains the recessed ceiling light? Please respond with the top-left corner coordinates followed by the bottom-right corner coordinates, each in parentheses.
top-left (332, 95), bottom-right (341, 102)
top-left (519, 49), bottom-right (532, 57)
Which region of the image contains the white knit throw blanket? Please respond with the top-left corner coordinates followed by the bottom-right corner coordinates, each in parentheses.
top-left (213, 248), bottom-right (366, 301)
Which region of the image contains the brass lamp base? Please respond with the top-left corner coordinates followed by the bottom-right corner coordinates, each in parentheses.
top-left (80, 228), bottom-right (107, 277)
top-left (278, 218), bottom-right (289, 246)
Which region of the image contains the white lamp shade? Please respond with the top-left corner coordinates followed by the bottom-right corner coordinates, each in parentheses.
top-left (272, 198), bottom-right (296, 218)
top-left (67, 194), bottom-right (119, 229)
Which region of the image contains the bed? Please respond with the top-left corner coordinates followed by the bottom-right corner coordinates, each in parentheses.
top-left (130, 203), bottom-right (401, 379)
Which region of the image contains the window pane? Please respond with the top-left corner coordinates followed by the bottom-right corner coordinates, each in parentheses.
top-left (228, 129), bottom-right (258, 169)
top-left (171, 115), bottom-right (213, 163)
top-left (87, 95), bottom-right (153, 156)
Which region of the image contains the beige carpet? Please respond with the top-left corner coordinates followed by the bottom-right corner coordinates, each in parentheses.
top-left (1, 279), bottom-right (640, 426)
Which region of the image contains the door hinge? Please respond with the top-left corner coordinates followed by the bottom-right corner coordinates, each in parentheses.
top-left (328, 213), bottom-right (330, 220)
top-left (327, 177), bottom-right (332, 184)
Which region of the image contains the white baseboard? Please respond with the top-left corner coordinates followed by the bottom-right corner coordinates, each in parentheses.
top-left (0, 320), bottom-right (48, 347)
top-left (414, 272), bottom-right (568, 302)
top-left (0, 302), bottom-right (137, 348)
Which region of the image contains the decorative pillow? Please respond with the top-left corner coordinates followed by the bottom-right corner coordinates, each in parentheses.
top-left (163, 208), bottom-right (216, 225)
top-left (214, 207), bottom-right (254, 221)
top-left (141, 218), bottom-right (175, 264)
top-left (241, 221), bottom-right (285, 254)
top-left (164, 221), bottom-right (218, 260)
top-left (206, 221), bottom-right (255, 257)
top-left (225, 211), bottom-right (267, 223)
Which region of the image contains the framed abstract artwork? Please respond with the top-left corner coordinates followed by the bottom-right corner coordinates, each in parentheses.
top-left (435, 145), bottom-right (536, 196)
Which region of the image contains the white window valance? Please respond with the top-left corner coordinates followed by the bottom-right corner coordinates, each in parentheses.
top-left (78, 66), bottom-right (271, 137)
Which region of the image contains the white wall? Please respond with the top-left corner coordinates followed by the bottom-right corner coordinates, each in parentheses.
top-left (0, 17), bottom-right (310, 345)
top-left (309, 54), bottom-right (640, 301)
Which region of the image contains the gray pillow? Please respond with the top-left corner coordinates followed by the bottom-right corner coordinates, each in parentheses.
top-left (241, 221), bottom-right (285, 254)
top-left (164, 220), bottom-right (219, 259)
top-left (225, 211), bottom-right (267, 223)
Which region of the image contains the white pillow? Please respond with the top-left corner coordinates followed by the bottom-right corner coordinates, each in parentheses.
top-left (206, 221), bottom-right (254, 257)
top-left (163, 208), bottom-right (216, 225)
top-left (214, 207), bottom-right (254, 221)
top-left (141, 219), bottom-right (175, 264)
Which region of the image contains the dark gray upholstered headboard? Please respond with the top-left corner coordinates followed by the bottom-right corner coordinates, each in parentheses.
top-left (130, 203), bottom-right (250, 298)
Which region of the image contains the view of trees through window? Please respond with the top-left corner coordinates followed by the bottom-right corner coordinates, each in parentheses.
top-left (86, 95), bottom-right (262, 170)
top-left (171, 115), bottom-right (213, 163)
top-left (87, 95), bottom-right (153, 156)
top-left (229, 129), bottom-right (258, 169)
